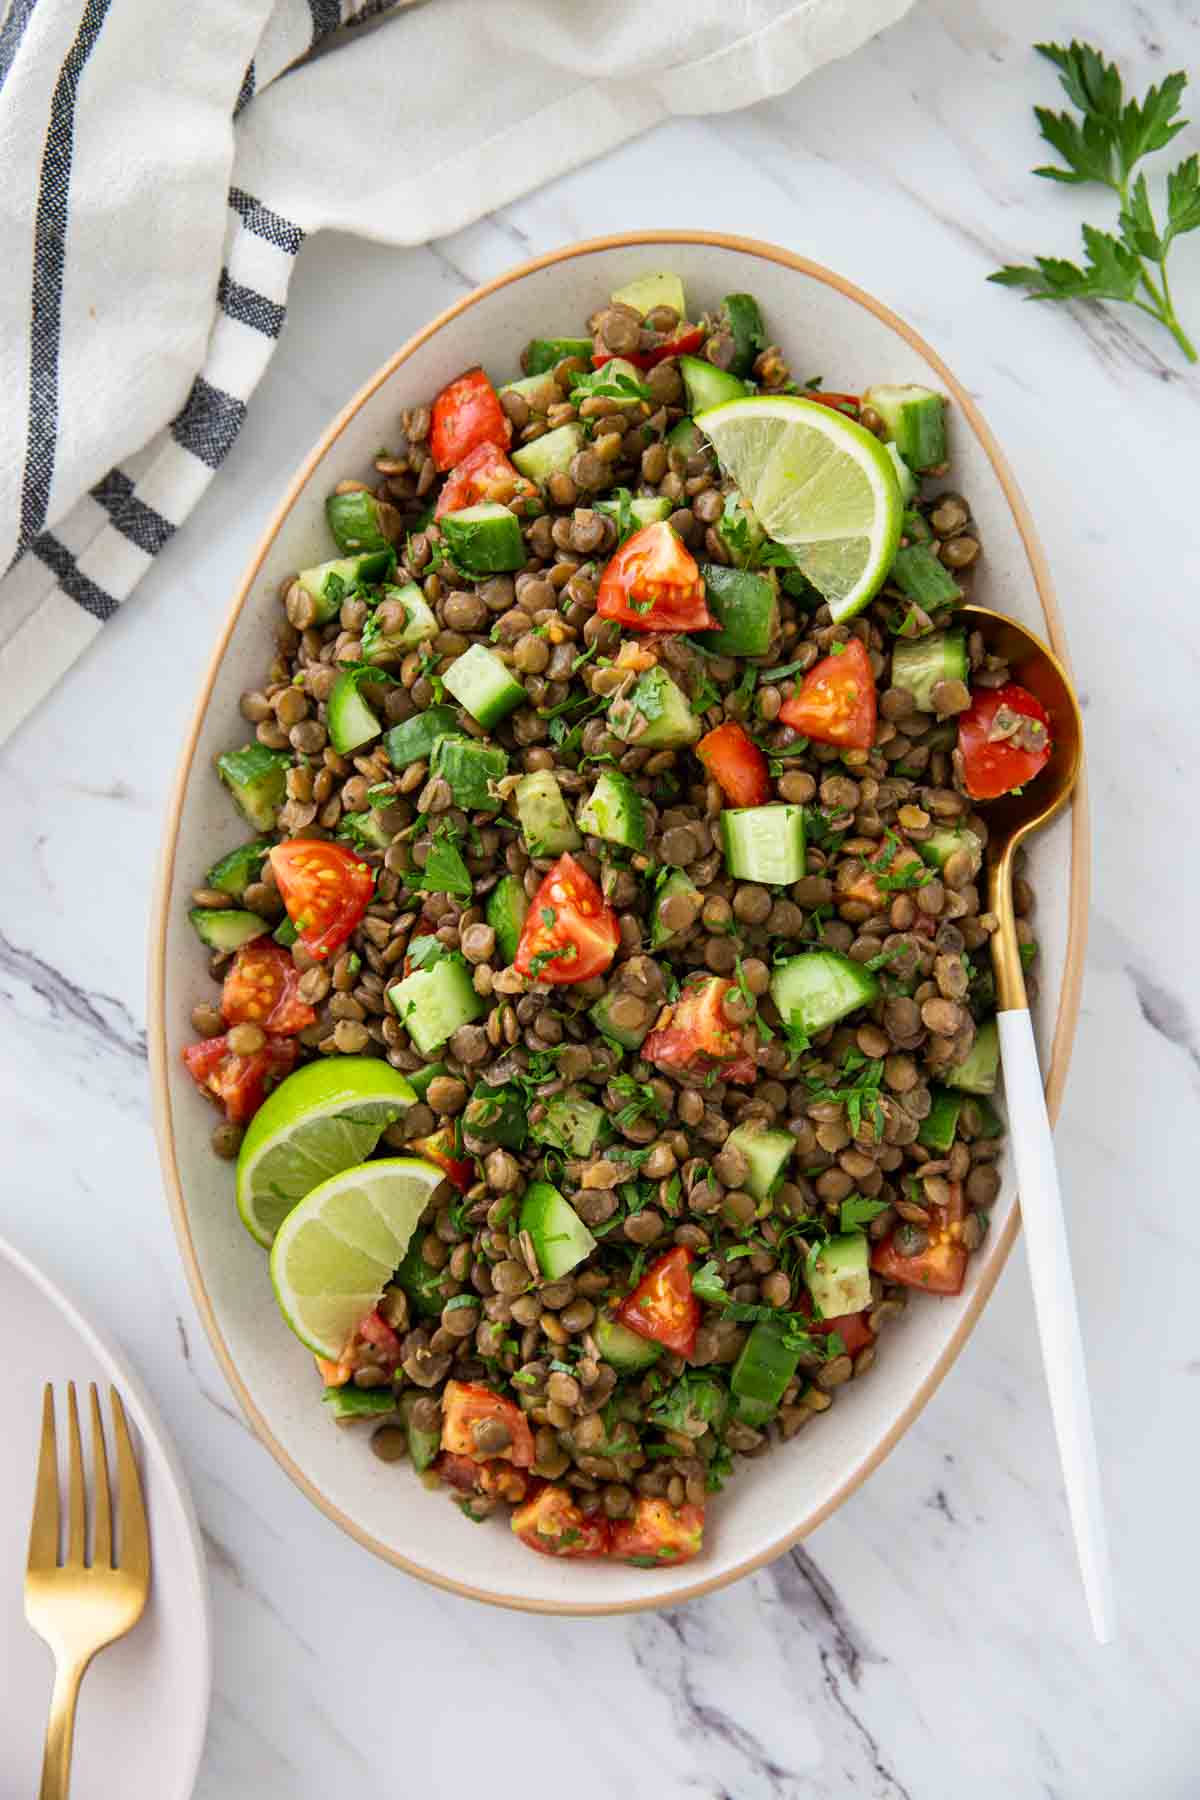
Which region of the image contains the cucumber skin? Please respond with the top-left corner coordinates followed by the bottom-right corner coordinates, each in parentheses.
top-left (326, 490), bottom-right (390, 554)
top-left (651, 869), bottom-right (702, 949)
top-left (323, 1386), bottom-right (397, 1423)
top-left (590, 989), bottom-right (651, 1051)
top-left (205, 840), bottom-right (270, 898)
top-left (404, 1061), bottom-right (447, 1100)
top-left (680, 354), bottom-right (750, 414)
top-left (722, 292), bottom-right (766, 378)
top-left (486, 874), bottom-right (529, 965)
top-left (593, 1311), bottom-right (663, 1371)
top-left (945, 1017), bottom-right (1000, 1095)
top-left (695, 565), bottom-right (778, 657)
top-left (890, 545), bottom-right (962, 609)
top-left (384, 705), bottom-right (459, 769)
top-left (770, 950), bottom-right (880, 1037)
top-left (430, 736), bottom-right (506, 813)
top-left (864, 385), bottom-right (948, 472)
top-left (439, 503), bottom-right (526, 576)
top-left (523, 338), bottom-right (593, 377)
top-left (918, 1088), bottom-right (963, 1154)
top-left (217, 745), bottom-right (290, 831)
top-left (189, 908), bottom-right (270, 953)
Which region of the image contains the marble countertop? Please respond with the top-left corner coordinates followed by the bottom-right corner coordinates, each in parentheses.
top-left (3, 0), bottom-right (1197, 1794)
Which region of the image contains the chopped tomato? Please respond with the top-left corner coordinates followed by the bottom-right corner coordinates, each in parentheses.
top-left (220, 941), bottom-right (315, 1036)
top-left (269, 840), bottom-right (374, 961)
top-left (642, 975), bottom-right (756, 1085)
top-left (410, 1128), bottom-right (474, 1192)
top-left (805, 391), bottom-right (860, 418)
top-left (436, 1453), bottom-right (533, 1505)
top-left (696, 720), bottom-right (770, 807)
top-left (872, 1179), bottom-right (967, 1295)
top-left (512, 1484), bottom-right (611, 1558)
top-left (433, 440), bottom-right (535, 519)
top-left (429, 367), bottom-right (511, 472)
top-left (815, 1311), bottom-right (875, 1356)
top-left (958, 682), bottom-right (1052, 801)
top-left (441, 1380), bottom-right (535, 1469)
top-left (357, 1308), bottom-right (403, 1368)
top-left (610, 1497), bottom-right (705, 1566)
top-left (779, 637), bottom-right (876, 749)
top-left (596, 521), bottom-right (714, 633)
top-left (514, 853), bottom-right (619, 985)
top-left (592, 324), bottom-right (705, 370)
top-left (615, 1246), bottom-right (700, 1358)
top-left (182, 1033), bottom-right (296, 1125)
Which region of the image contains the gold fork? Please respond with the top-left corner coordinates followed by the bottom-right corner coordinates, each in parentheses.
top-left (25, 1383), bottom-right (151, 1799)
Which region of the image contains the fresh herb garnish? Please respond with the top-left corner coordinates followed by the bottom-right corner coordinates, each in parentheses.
top-left (609, 1074), bottom-right (668, 1131)
top-left (412, 824), bottom-right (473, 899)
top-left (840, 1194), bottom-right (891, 1233)
top-left (806, 1051), bottom-right (886, 1137)
top-left (569, 366), bottom-right (654, 402)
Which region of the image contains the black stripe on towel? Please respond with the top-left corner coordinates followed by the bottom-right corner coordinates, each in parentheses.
top-left (217, 268), bottom-right (286, 340)
top-left (34, 531), bottom-right (119, 620)
top-left (307, 0), bottom-right (342, 45)
top-left (16, 0), bottom-right (114, 560)
top-left (0, 0), bottom-right (42, 96)
top-left (233, 58), bottom-right (256, 117)
top-left (90, 470), bottom-right (176, 556)
top-left (170, 377), bottom-right (247, 471)
top-left (228, 187), bottom-right (304, 257)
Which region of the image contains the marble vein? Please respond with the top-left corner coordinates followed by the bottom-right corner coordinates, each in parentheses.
top-left (0, 927), bottom-right (147, 1062)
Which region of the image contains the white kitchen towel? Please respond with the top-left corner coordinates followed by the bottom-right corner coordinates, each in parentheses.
top-left (0, 0), bottom-right (916, 745)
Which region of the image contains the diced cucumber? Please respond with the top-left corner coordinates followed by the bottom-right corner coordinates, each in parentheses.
top-left (945, 1017), bottom-right (999, 1096)
top-left (962, 1092), bottom-right (1005, 1139)
top-left (512, 423), bottom-right (585, 486)
top-left (806, 1234), bottom-right (871, 1316)
top-left (273, 917), bottom-right (298, 947)
top-left (891, 629), bottom-right (968, 711)
top-left (890, 545), bottom-right (962, 609)
top-left (384, 705), bottom-right (460, 770)
top-left (499, 372), bottom-right (560, 412)
top-left (918, 1087), bottom-right (964, 1154)
top-left (590, 988), bottom-right (651, 1051)
top-left (531, 1091), bottom-right (609, 1158)
top-left (430, 736), bottom-right (507, 813)
top-left (596, 494), bottom-right (673, 530)
top-left (651, 869), bottom-right (702, 948)
top-left (361, 583), bottom-right (438, 662)
top-left (486, 874), bottom-right (528, 964)
top-left (515, 769), bottom-right (581, 857)
top-left (387, 951), bottom-right (486, 1055)
top-left (443, 643), bottom-right (526, 728)
top-left (205, 840), bottom-right (270, 899)
top-left (520, 1180), bottom-right (596, 1280)
top-left (323, 1385), bottom-right (397, 1424)
top-left (338, 808), bottom-right (392, 851)
top-left (917, 827), bottom-right (982, 877)
top-left (217, 744), bottom-right (290, 831)
top-left (593, 1310), bottom-right (662, 1372)
top-left (720, 804), bottom-right (806, 885)
top-left (885, 441), bottom-right (918, 505)
top-left (465, 1080), bottom-right (528, 1150)
top-left (650, 1375), bottom-right (727, 1438)
top-left (863, 384), bottom-right (948, 472)
top-left (680, 354), bottom-right (750, 414)
top-left (770, 950), bottom-right (880, 1038)
top-left (405, 1061), bottom-right (447, 1101)
top-left (722, 292), bottom-right (766, 378)
top-left (577, 768), bottom-right (645, 851)
top-left (523, 337), bottom-right (593, 377)
top-left (189, 908), bottom-right (269, 953)
top-left (723, 1122), bottom-right (794, 1201)
top-left (439, 502), bottom-right (525, 576)
top-left (327, 669), bottom-right (383, 755)
top-left (696, 565), bottom-right (778, 657)
top-left (902, 506), bottom-right (934, 544)
top-left (608, 667), bottom-right (701, 750)
top-left (713, 490), bottom-right (767, 568)
top-left (399, 1390), bottom-right (441, 1469)
top-left (326, 490), bottom-right (392, 554)
top-left (730, 1323), bottom-right (800, 1422)
top-left (666, 418), bottom-right (703, 456)
top-left (611, 272), bottom-right (686, 318)
top-left (297, 548), bottom-right (395, 624)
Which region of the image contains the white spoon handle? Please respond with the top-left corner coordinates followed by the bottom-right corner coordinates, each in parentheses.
top-left (997, 1008), bottom-right (1116, 1644)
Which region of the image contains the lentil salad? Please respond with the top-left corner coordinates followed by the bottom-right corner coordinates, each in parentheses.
top-left (183, 272), bottom-right (1048, 1568)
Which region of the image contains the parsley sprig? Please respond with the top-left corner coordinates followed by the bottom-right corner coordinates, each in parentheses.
top-left (990, 41), bottom-right (1199, 363)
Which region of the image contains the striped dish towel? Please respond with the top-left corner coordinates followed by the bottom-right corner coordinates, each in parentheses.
top-left (0, 0), bottom-right (916, 746)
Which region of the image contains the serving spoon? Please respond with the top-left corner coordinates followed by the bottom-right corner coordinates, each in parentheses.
top-left (959, 603), bottom-right (1114, 1644)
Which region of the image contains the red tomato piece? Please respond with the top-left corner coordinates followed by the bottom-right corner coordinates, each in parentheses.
top-left (696, 720), bottom-right (770, 807)
top-left (778, 636), bottom-right (877, 749)
top-left (433, 440), bottom-right (536, 520)
top-left (429, 367), bottom-right (511, 472)
top-left (642, 976), bottom-right (755, 1085)
top-left (357, 1308), bottom-right (403, 1368)
top-left (436, 1453), bottom-right (533, 1505)
top-left (269, 840), bottom-right (374, 961)
top-left (815, 1311), bottom-right (875, 1356)
top-left (872, 1179), bottom-right (967, 1295)
top-left (220, 941), bottom-right (315, 1037)
top-left (182, 1033), bottom-right (297, 1124)
top-left (615, 1246), bottom-right (700, 1358)
top-left (514, 853), bottom-right (619, 985)
top-left (592, 325), bottom-right (705, 371)
top-left (610, 1497), bottom-right (705, 1566)
top-left (512, 1484), bottom-right (611, 1558)
top-left (410, 1128), bottom-right (474, 1193)
top-left (804, 391), bottom-right (860, 418)
top-left (957, 682), bottom-right (1052, 801)
top-left (440, 1380), bottom-right (536, 1469)
top-left (596, 522), bottom-right (714, 633)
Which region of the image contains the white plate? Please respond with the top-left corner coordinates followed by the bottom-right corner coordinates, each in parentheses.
top-left (0, 1235), bottom-right (210, 1798)
top-left (151, 233), bottom-right (1088, 1615)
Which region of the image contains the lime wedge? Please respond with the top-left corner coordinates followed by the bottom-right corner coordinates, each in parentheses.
top-left (236, 1057), bottom-right (417, 1249)
top-left (696, 395), bottom-right (902, 619)
top-left (269, 1157), bottom-right (444, 1359)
